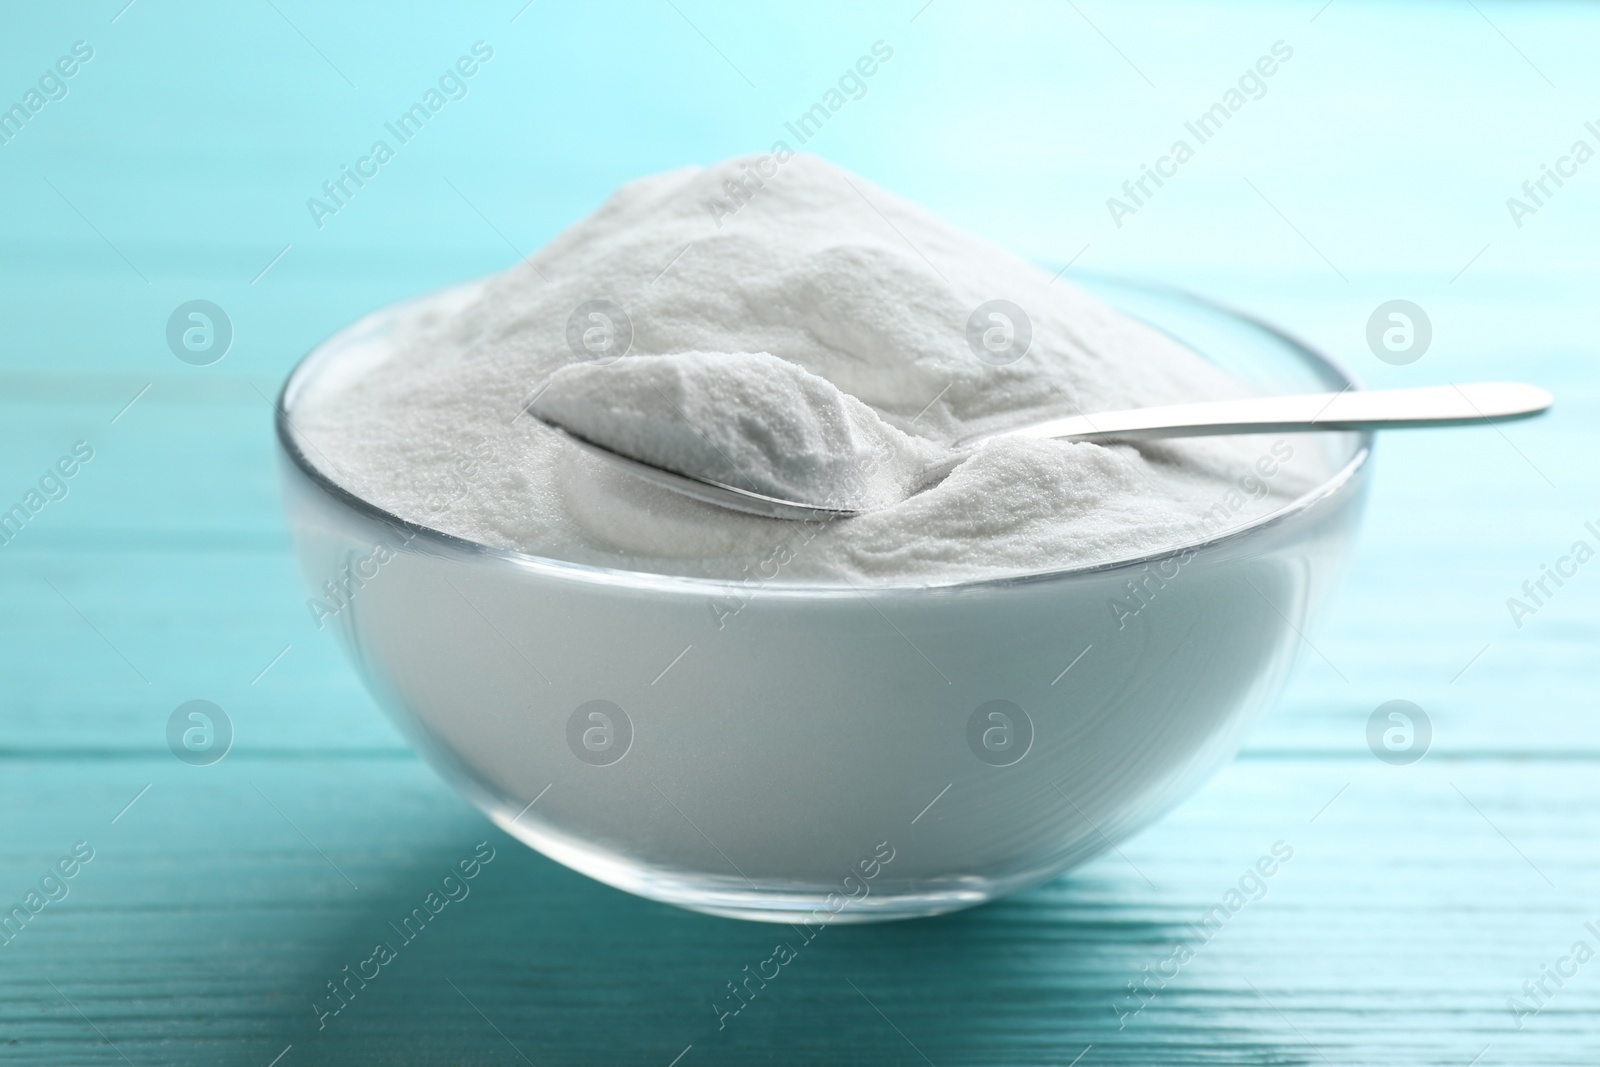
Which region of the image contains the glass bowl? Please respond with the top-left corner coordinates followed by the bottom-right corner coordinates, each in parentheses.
top-left (275, 275), bottom-right (1370, 923)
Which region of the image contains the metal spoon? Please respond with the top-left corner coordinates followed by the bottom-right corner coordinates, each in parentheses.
top-left (529, 381), bottom-right (1553, 522)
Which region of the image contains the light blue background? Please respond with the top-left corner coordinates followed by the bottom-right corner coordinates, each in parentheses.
top-left (0, 2), bottom-right (1594, 1064)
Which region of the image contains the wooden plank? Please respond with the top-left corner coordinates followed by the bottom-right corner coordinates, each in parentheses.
top-left (0, 755), bottom-right (1594, 1065)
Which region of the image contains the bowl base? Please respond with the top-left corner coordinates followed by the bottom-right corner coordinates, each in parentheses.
top-left (493, 808), bottom-right (1001, 924)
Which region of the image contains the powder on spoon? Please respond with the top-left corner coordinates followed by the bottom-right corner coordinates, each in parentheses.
top-left (292, 153), bottom-right (1333, 583)
top-left (529, 351), bottom-right (944, 512)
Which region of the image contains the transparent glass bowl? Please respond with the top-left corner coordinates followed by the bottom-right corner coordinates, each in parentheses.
top-left (276, 275), bottom-right (1370, 923)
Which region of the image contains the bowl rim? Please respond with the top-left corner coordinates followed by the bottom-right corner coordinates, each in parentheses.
top-left (275, 272), bottom-right (1373, 597)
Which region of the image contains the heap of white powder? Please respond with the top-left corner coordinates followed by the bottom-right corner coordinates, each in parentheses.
top-left (294, 154), bottom-right (1329, 583)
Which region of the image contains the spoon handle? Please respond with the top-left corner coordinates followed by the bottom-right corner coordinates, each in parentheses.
top-left (966, 382), bottom-right (1553, 447)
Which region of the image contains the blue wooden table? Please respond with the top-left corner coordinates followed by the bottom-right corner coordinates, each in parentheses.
top-left (2, 1), bottom-right (1596, 1063)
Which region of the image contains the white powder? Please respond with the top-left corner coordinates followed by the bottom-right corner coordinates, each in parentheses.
top-left (294, 154), bottom-right (1330, 584)
top-left (530, 350), bottom-right (945, 511)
